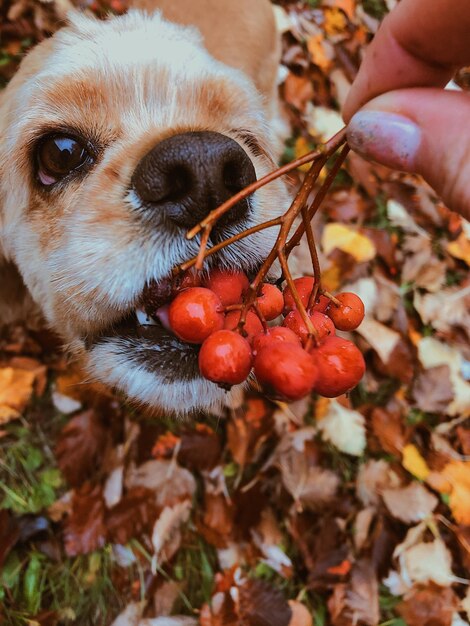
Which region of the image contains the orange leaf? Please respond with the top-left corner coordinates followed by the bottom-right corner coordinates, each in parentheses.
top-left (0, 367), bottom-right (36, 423)
top-left (440, 461), bottom-right (470, 525)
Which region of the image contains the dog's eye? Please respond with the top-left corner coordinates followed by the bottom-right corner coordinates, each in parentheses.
top-left (37, 135), bottom-right (92, 185)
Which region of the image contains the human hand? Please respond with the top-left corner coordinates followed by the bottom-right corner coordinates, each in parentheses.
top-left (343, 0), bottom-right (470, 220)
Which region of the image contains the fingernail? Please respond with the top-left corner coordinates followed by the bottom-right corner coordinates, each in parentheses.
top-left (347, 111), bottom-right (421, 171)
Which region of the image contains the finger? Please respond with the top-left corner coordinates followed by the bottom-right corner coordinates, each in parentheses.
top-left (343, 0), bottom-right (470, 122)
top-left (346, 88), bottom-right (470, 220)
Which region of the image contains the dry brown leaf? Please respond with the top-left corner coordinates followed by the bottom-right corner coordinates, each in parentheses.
top-left (328, 560), bottom-right (379, 626)
top-left (125, 460), bottom-right (196, 510)
top-left (238, 579), bottom-right (292, 626)
top-left (151, 499), bottom-right (192, 564)
top-left (55, 409), bottom-right (110, 487)
top-left (371, 407), bottom-right (406, 456)
top-left (382, 482), bottom-right (438, 523)
top-left (414, 285), bottom-right (470, 340)
top-left (397, 584), bottom-right (459, 626)
top-left (412, 365), bottom-right (455, 413)
top-left (278, 441), bottom-right (340, 510)
top-left (402, 233), bottom-right (447, 292)
top-left (106, 487), bottom-right (158, 545)
top-left (63, 484), bottom-right (106, 557)
top-left (418, 338), bottom-right (470, 416)
top-left (356, 460), bottom-right (401, 507)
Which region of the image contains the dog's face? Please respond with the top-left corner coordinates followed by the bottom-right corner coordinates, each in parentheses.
top-left (0, 10), bottom-right (288, 413)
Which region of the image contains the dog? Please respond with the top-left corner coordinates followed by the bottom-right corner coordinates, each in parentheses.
top-left (0, 0), bottom-right (290, 413)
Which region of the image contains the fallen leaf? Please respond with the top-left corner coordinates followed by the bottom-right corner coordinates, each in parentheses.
top-left (414, 285), bottom-right (470, 340)
top-left (287, 601), bottom-right (312, 626)
top-left (238, 579), bottom-right (292, 626)
top-left (371, 407), bottom-right (406, 456)
top-left (397, 584), bottom-right (459, 626)
top-left (309, 106), bottom-right (344, 140)
top-left (151, 499), bottom-right (192, 564)
top-left (0, 366), bottom-right (36, 422)
top-left (356, 460), bottom-right (401, 507)
top-left (328, 559), bottom-right (379, 626)
top-left (399, 539), bottom-right (455, 587)
top-left (177, 424), bottom-right (222, 471)
top-left (278, 438), bottom-right (340, 510)
top-left (412, 365), bottom-right (455, 413)
top-left (283, 72), bottom-right (315, 112)
top-left (307, 34), bottom-right (333, 72)
top-left (402, 233), bottom-right (447, 292)
top-left (55, 409), bottom-right (110, 487)
top-left (317, 400), bottom-right (366, 456)
top-left (440, 461), bottom-right (470, 525)
top-left (447, 231), bottom-right (470, 266)
top-left (418, 338), bottom-right (470, 416)
top-left (126, 460), bottom-right (196, 509)
top-left (197, 492), bottom-right (234, 548)
top-left (382, 482), bottom-right (438, 523)
top-left (355, 318), bottom-right (400, 366)
top-left (106, 487), bottom-right (158, 545)
top-left (402, 444), bottom-right (431, 481)
top-left (63, 483), bottom-right (106, 557)
top-left (322, 223), bottom-right (376, 263)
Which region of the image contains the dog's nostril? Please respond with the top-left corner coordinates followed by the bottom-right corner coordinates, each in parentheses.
top-left (223, 160), bottom-right (246, 193)
top-left (166, 165), bottom-right (192, 202)
top-left (131, 131), bottom-right (256, 230)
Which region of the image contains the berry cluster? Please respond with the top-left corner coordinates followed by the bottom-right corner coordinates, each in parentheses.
top-left (157, 270), bottom-right (365, 401)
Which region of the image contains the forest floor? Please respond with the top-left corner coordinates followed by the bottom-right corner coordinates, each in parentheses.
top-left (1, 0), bottom-right (470, 624)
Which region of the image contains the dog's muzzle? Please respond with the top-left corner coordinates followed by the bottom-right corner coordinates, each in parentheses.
top-left (131, 131), bottom-right (256, 235)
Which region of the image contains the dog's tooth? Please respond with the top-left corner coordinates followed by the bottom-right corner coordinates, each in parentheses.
top-left (135, 308), bottom-right (158, 326)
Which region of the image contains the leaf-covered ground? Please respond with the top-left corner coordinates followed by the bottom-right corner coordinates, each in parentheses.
top-left (1, 0), bottom-right (470, 624)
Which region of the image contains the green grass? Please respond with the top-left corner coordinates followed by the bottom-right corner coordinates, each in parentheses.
top-left (1, 547), bottom-right (125, 625)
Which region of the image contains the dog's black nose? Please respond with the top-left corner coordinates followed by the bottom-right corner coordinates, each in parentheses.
top-left (132, 131), bottom-right (256, 232)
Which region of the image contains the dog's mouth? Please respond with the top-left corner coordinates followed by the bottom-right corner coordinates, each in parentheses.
top-left (86, 264), bottom-right (259, 386)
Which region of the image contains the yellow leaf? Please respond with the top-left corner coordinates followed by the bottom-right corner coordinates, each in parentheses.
top-left (402, 444), bottom-right (430, 481)
top-left (0, 367), bottom-right (35, 418)
top-left (322, 223), bottom-right (376, 262)
top-left (321, 264), bottom-right (341, 292)
top-left (315, 397), bottom-right (331, 421)
top-left (324, 7), bottom-right (348, 35)
top-left (440, 461), bottom-right (470, 525)
top-left (294, 137), bottom-right (314, 173)
top-left (447, 232), bottom-right (470, 266)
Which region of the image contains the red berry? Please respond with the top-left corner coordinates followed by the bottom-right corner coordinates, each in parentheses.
top-left (203, 270), bottom-right (249, 307)
top-left (311, 294), bottom-right (330, 314)
top-left (168, 287), bottom-right (224, 343)
top-left (252, 326), bottom-right (301, 354)
top-left (224, 310), bottom-right (263, 341)
top-left (256, 283), bottom-right (284, 320)
top-left (310, 336), bottom-right (365, 397)
top-left (327, 292), bottom-right (365, 331)
top-left (199, 330), bottom-right (253, 385)
top-left (254, 343), bottom-right (318, 402)
top-left (283, 277), bottom-right (315, 314)
top-left (283, 310), bottom-right (335, 344)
